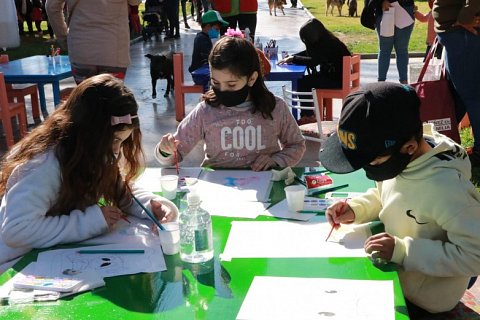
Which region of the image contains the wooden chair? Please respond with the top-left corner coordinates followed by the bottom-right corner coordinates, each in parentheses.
top-left (0, 54), bottom-right (41, 123)
top-left (173, 52), bottom-right (204, 122)
top-left (282, 85), bottom-right (337, 143)
top-left (317, 54), bottom-right (361, 120)
top-left (0, 72), bottom-right (28, 148)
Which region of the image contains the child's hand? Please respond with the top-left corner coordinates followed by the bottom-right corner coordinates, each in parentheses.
top-left (277, 55), bottom-right (294, 65)
top-left (251, 154), bottom-right (276, 171)
top-left (100, 206), bottom-right (123, 228)
top-left (364, 232), bottom-right (395, 261)
top-left (158, 133), bottom-right (177, 155)
top-left (150, 199), bottom-right (177, 223)
top-left (325, 201), bottom-right (355, 229)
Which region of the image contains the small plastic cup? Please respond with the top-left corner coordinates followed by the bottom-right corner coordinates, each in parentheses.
top-left (284, 185), bottom-right (306, 212)
top-left (54, 55), bottom-right (61, 64)
top-left (159, 222), bottom-right (180, 255)
top-left (159, 175), bottom-right (179, 200)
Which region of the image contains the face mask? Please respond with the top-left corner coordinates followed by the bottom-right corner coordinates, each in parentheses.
top-left (363, 150), bottom-right (412, 181)
top-left (212, 84), bottom-right (251, 107)
top-left (208, 28), bottom-right (220, 39)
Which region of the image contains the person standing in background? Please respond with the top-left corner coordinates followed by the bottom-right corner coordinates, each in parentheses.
top-left (211, 0), bottom-right (258, 41)
top-left (370, 0), bottom-right (415, 83)
top-left (414, 0), bottom-right (441, 60)
top-left (165, 0), bottom-right (180, 39)
top-left (46, 0), bottom-right (141, 84)
top-left (432, 1), bottom-right (480, 166)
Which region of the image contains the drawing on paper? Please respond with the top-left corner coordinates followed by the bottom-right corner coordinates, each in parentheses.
top-left (223, 176), bottom-right (260, 188)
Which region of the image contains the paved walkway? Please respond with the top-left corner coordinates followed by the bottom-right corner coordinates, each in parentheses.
top-left (34, 2), bottom-right (421, 167)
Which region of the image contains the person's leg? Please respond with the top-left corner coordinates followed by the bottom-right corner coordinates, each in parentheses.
top-left (172, 0), bottom-right (180, 37)
top-left (201, 0), bottom-right (209, 11)
top-left (438, 30), bottom-right (480, 150)
top-left (181, 0), bottom-right (190, 28)
top-left (375, 17), bottom-right (394, 82)
top-left (393, 21), bottom-right (414, 83)
top-left (165, 1), bottom-right (175, 38)
top-left (237, 13), bottom-right (257, 41)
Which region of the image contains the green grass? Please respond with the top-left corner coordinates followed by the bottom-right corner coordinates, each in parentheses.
top-left (302, 0), bottom-right (429, 54)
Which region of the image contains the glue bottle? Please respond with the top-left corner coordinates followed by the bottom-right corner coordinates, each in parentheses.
top-left (179, 188), bottom-right (213, 263)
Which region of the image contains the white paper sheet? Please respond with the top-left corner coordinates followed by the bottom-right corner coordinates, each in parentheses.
top-left (220, 221), bottom-right (369, 261)
top-left (261, 199), bottom-right (317, 221)
top-left (237, 277), bottom-right (395, 320)
top-left (392, 1), bottom-right (414, 29)
top-left (35, 243), bottom-right (166, 278)
top-left (197, 170), bottom-right (273, 202)
top-left (200, 200), bottom-right (269, 219)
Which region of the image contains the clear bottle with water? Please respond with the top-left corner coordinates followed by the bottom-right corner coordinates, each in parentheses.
top-left (179, 190), bottom-right (213, 263)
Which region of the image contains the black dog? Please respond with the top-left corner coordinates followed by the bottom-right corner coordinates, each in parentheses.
top-left (145, 53), bottom-right (174, 98)
top-left (347, 0), bottom-right (358, 17)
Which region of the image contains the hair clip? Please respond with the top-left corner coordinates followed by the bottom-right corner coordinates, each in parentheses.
top-left (111, 114), bottom-right (138, 126)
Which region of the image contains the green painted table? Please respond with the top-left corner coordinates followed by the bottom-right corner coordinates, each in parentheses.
top-left (0, 169), bottom-right (410, 320)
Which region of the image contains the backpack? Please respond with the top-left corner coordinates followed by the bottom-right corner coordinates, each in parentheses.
top-left (360, 0), bottom-right (376, 30)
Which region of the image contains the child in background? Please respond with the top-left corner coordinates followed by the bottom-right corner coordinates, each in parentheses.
top-left (189, 10), bottom-right (229, 90)
top-left (0, 74), bottom-right (178, 273)
top-left (31, 0), bottom-right (44, 37)
top-left (156, 36), bottom-right (306, 171)
top-left (414, 0), bottom-right (441, 60)
top-left (321, 82), bottom-right (480, 316)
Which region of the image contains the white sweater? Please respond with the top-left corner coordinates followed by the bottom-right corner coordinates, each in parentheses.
top-left (0, 150), bottom-right (178, 270)
top-left (349, 131), bottom-right (480, 313)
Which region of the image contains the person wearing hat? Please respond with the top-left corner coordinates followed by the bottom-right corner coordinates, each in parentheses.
top-left (188, 10), bottom-right (228, 91)
top-left (320, 82), bottom-right (480, 316)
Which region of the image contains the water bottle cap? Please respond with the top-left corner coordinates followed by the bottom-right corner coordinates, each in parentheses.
top-left (187, 191), bottom-right (201, 205)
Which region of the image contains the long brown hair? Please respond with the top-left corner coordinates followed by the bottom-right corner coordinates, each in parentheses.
top-left (0, 74), bottom-right (144, 216)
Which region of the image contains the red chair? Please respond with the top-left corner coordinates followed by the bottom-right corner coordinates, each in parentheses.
top-left (173, 52), bottom-right (204, 122)
top-left (0, 54), bottom-right (41, 123)
top-left (0, 72), bottom-right (28, 148)
top-left (316, 54), bottom-right (361, 120)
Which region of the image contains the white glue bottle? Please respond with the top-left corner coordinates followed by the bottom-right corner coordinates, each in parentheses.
top-left (179, 188), bottom-right (213, 263)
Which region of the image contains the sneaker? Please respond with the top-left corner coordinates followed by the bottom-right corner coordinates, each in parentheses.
top-left (184, 23), bottom-right (190, 29)
top-left (174, 34), bottom-right (180, 39)
top-left (164, 35), bottom-right (174, 40)
top-left (296, 115), bottom-right (317, 126)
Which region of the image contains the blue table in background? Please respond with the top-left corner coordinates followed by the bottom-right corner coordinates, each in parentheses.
top-left (265, 56), bottom-right (306, 118)
top-left (0, 55), bottom-right (72, 115)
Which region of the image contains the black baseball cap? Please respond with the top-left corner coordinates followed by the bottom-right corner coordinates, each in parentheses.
top-left (319, 82), bottom-right (422, 173)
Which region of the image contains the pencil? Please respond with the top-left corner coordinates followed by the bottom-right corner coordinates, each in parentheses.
top-left (120, 215), bottom-right (131, 224)
top-left (77, 249), bottom-right (145, 254)
top-left (294, 176), bottom-right (307, 187)
top-left (310, 184), bottom-right (349, 196)
top-left (173, 140), bottom-right (179, 175)
top-left (303, 169), bottom-right (328, 175)
top-left (296, 210), bottom-right (324, 214)
top-left (131, 194), bottom-right (165, 231)
top-left (174, 150), bottom-right (179, 175)
top-left (325, 198), bottom-right (348, 242)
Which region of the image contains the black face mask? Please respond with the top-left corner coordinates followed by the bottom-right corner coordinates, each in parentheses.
top-left (363, 150), bottom-right (412, 181)
top-left (213, 84), bottom-right (250, 107)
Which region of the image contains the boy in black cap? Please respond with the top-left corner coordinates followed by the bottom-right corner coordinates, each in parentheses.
top-left (320, 82), bottom-right (480, 315)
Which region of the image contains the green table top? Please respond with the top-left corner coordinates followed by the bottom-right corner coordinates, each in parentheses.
top-left (0, 168), bottom-right (410, 320)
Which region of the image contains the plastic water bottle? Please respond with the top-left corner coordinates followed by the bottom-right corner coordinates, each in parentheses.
top-left (179, 189), bottom-right (213, 263)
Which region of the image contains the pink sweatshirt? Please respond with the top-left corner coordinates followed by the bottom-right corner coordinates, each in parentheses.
top-left (154, 97), bottom-right (306, 168)
top-left (415, 10), bottom-right (436, 46)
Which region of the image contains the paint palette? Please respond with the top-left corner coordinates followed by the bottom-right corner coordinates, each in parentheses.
top-left (13, 275), bottom-right (84, 292)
